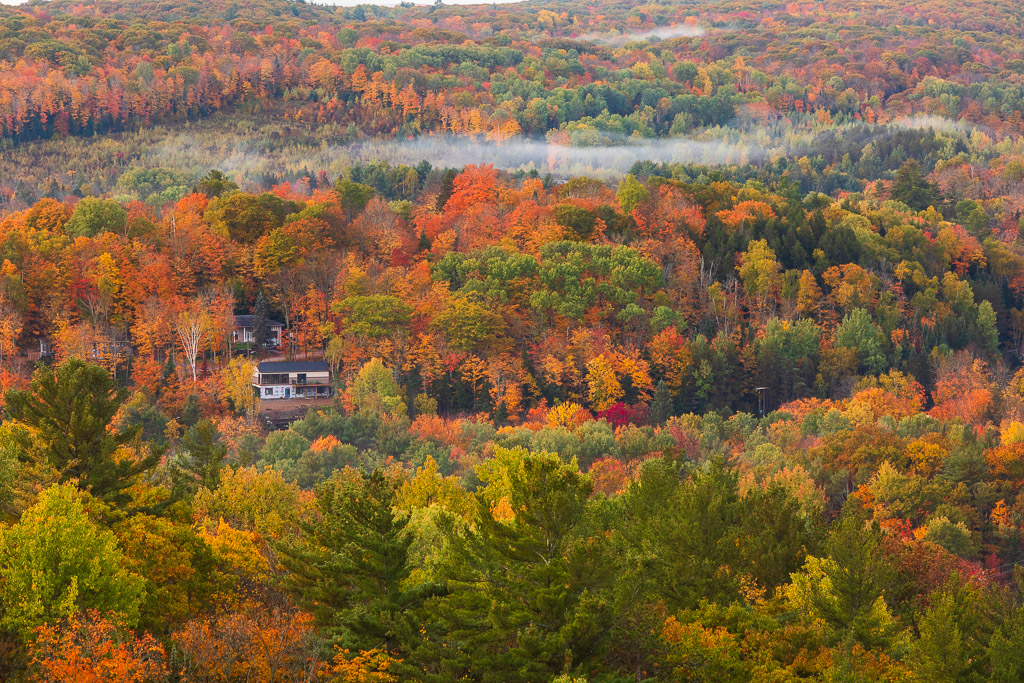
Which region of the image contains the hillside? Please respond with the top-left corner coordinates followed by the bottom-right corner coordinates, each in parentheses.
top-left (2, 0), bottom-right (1024, 681)
top-left (3, 0), bottom-right (1024, 200)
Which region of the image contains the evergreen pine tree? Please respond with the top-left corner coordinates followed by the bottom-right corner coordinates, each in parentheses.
top-left (174, 419), bottom-right (227, 493)
top-left (976, 300), bottom-right (1000, 358)
top-left (910, 589), bottom-right (972, 681)
top-left (650, 380), bottom-right (673, 425)
top-left (990, 601), bottom-right (1024, 682)
top-left (416, 229), bottom-right (432, 253)
top-left (435, 169), bottom-right (457, 211)
top-left (252, 291), bottom-right (271, 350)
top-left (431, 448), bottom-right (608, 682)
top-left (193, 169), bottom-right (238, 198)
top-left (891, 160), bottom-right (941, 211)
top-left (276, 470), bottom-right (439, 667)
top-left (181, 394), bottom-right (201, 427)
top-left (4, 360), bottom-right (158, 507)
top-left (162, 352), bottom-right (176, 382)
top-left (809, 506), bottom-right (897, 648)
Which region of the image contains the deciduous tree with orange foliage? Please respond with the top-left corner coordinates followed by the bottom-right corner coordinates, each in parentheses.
top-left (29, 611), bottom-right (167, 683)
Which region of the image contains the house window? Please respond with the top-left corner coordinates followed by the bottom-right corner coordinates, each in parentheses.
top-left (264, 388), bottom-right (273, 396)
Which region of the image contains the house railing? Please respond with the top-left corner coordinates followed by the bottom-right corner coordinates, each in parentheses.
top-left (254, 376), bottom-right (332, 386)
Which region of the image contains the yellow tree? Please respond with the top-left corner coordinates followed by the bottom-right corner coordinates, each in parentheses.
top-left (330, 648), bottom-right (400, 683)
top-left (52, 319), bottom-right (125, 379)
top-left (0, 297), bottom-right (23, 367)
top-left (736, 239), bottom-right (781, 314)
top-left (795, 270), bottom-right (822, 318)
top-left (823, 263), bottom-right (878, 313)
top-left (222, 357), bottom-right (260, 422)
top-left (617, 349), bottom-right (655, 403)
top-left (586, 354), bottom-right (624, 411)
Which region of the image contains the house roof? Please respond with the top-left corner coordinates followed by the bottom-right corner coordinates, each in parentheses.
top-left (257, 360), bottom-right (330, 373)
top-left (235, 315), bottom-right (283, 328)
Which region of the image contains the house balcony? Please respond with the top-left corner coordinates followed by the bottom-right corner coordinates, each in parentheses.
top-left (254, 374), bottom-right (332, 386)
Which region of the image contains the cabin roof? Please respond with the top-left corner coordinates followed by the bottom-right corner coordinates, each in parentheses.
top-left (256, 360), bottom-right (330, 374)
top-left (235, 315), bottom-right (284, 328)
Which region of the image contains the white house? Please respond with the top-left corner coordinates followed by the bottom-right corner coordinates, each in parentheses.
top-left (252, 360), bottom-right (332, 400)
top-left (233, 315), bottom-right (284, 348)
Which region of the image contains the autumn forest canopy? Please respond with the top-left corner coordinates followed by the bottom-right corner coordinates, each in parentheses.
top-left (6, 0), bottom-right (1024, 680)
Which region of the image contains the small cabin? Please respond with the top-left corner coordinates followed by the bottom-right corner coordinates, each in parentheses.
top-left (252, 360), bottom-right (332, 400)
top-left (22, 336), bottom-right (53, 362)
top-left (234, 315), bottom-right (284, 349)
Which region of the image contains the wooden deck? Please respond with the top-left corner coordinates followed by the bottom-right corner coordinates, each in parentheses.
top-left (259, 396), bottom-right (336, 427)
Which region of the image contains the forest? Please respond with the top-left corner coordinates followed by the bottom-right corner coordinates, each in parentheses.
top-left (2, 0), bottom-right (1024, 680)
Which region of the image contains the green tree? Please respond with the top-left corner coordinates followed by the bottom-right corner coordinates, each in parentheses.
top-left (431, 296), bottom-right (504, 352)
top-left (835, 308), bottom-right (888, 375)
top-left (66, 197), bottom-right (127, 238)
top-left (335, 295), bottom-right (413, 339)
top-left (891, 160), bottom-right (941, 211)
top-left (258, 429), bottom-right (311, 470)
top-left (193, 169), bottom-right (238, 198)
top-left (252, 290), bottom-right (272, 349)
top-left (434, 168), bottom-right (458, 211)
top-left (277, 469), bottom-right (434, 663)
top-left (0, 434), bottom-right (17, 522)
top-left (649, 380), bottom-right (673, 425)
top-left (204, 192), bottom-right (297, 243)
top-left (433, 447), bottom-right (607, 682)
top-left (174, 419), bottom-right (228, 493)
top-left (756, 318), bottom-right (821, 403)
top-left (910, 588), bottom-right (973, 682)
top-left (618, 460), bottom-right (807, 610)
top-left (530, 242), bottom-right (661, 327)
top-left (739, 484), bottom-right (816, 594)
top-left (4, 359), bottom-right (158, 507)
top-left (552, 204), bottom-right (597, 239)
top-left (787, 507), bottom-right (897, 648)
top-left (0, 484), bottom-right (145, 639)
top-left (335, 178), bottom-right (376, 221)
top-left (976, 300), bottom-right (1000, 358)
top-left (616, 174), bottom-right (649, 214)
top-left (115, 167), bottom-right (193, 204)
top-left (990, 602), bottom-right (1024, 682)
top-left (351, 358), bottom-right (406, 417)
top-left (621, 460), bottom-right (739, 609)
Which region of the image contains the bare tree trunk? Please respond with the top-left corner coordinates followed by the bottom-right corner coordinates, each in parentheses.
top-left (176, 309), bottom-right (205, 382)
